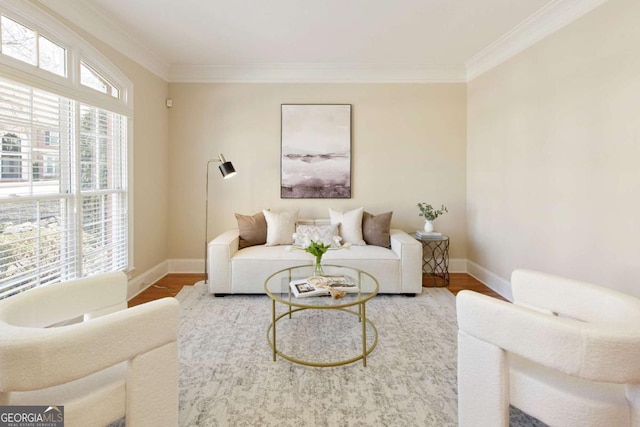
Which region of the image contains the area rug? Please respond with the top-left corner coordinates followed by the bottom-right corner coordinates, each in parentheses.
top-left (176, 283), bottom-right (544, 426)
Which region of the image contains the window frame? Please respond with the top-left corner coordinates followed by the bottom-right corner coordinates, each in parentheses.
top-left (0, 0), bottom-right (135, 286)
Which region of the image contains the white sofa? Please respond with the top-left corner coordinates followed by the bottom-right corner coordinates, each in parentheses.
top-left (208, 226), bottom-right (422, 296)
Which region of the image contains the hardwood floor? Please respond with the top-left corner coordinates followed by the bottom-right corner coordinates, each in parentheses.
top-left (443, 273), bottom-right (506, 300)
top-left (128, 273), bottom-right (202, 307)
top-left (128, 272), bottom-right (505, 306)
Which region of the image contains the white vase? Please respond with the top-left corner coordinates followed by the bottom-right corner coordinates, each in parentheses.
top-left (424, 220), bottom-right (434, 232)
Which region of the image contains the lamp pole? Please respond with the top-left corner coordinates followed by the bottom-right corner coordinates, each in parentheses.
top-left (200, 154), bottom-right (236, 286)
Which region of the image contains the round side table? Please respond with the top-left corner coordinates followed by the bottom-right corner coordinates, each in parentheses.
top-left (413, 234), bottom-right (450, 287)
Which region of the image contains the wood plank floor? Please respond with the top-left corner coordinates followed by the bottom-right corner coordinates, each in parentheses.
top-left (128, 272), bottom-right (505, 307)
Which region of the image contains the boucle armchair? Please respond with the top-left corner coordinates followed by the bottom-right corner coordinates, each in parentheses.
top-left (0, 272), bottom-right (180, 427)
top-left (457, 269), bottom-right (640, 427)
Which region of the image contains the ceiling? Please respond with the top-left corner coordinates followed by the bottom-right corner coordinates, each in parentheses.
top-left (38, 0), bottom-right (606, 82)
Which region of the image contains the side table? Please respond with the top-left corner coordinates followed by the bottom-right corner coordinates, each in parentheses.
top-left (413, 234), bottom-right (450, 287)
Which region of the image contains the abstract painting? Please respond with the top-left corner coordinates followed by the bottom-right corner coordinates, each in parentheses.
top-left (281, 104), bottom-right (351, 198)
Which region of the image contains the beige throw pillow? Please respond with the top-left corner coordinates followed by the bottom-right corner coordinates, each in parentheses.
top-left (363, 211), bottom-right (392, 248)
top-left (329, 207), bottom-right (366, 246)
top-left (263, 209), bottom-right (299, 246)
top-left (235, 212), bottom-right (267, 249)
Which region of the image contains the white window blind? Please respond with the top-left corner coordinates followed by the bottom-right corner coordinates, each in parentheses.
top-left (79, 104), bottom-right (127, 276)
top-left (0, 76), bottom-right (127, 299)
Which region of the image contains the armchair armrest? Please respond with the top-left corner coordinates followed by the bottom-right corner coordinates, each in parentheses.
top-left (0, 297), bottom-right (180, 391)
top-left (511, 269), bottom-right (640, 323)
top-left (457, 290), bottom-right (640, 383)
top-left (0, 271), bottom-right (128, 327)
top-left (390, 229), bottom-right (422, 293)
top-left (208, 229), bottom-right (240, 294)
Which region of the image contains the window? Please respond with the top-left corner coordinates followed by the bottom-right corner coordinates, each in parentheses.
top-left (0, 3), bottom-right (132, 299)
top-left (1, 133), bottom-right (21, 179)
top-left (1, 15), bottom-right (66, 77)
top-left (81, 62), bottom-right (119, 98)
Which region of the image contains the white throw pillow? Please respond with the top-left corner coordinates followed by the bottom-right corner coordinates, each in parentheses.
top-left (294, 224), bottom-right (340, 247)
top-left (329, 207), bottom-right (366, 246)
top-left (263, 209), bottom-right (299, 246)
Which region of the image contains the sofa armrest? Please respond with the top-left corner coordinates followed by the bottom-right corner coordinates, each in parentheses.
top-left (208, 229), bottom-right (240, 294)
top-left (390, 229), bottom-right (422, 294)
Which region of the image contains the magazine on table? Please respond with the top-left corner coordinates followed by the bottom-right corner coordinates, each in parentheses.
top-left (289, 275), bottom-right (358, 298)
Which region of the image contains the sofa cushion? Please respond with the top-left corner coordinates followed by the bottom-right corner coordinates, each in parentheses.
top-left (263, 209), bottom-right (298, 246)
top-left (363, 211), bottom-right (392, 248)
top-left (230, 244), bottom-right (401, 293)
top-left (329, 207), bottom-right (366, 246)
top-left (235, 212), bottom-right (267, 249)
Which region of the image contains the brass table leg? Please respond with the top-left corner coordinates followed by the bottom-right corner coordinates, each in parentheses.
top-left (362, 302), bottom-right (367, 367)
top-left (272, 299), bottom-right (277, 361)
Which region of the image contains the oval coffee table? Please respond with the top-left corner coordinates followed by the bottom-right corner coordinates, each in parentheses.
top-left (264, 264), bottom-right (379, 367)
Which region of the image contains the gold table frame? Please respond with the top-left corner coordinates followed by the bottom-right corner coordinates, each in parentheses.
top-left (264, 264), bottom-right (379, 367)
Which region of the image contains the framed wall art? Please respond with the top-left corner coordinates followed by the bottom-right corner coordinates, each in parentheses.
top-left (281, 104), bottom-right (352, 198)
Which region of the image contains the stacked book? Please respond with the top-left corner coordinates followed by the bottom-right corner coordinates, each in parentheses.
top-left (415, 230), bottom-right (443, 239)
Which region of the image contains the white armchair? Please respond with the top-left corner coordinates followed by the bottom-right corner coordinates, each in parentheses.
top-left (0, 272), bottom-right (180, 427)
top-left (457, 269), bottom-right (640, 427)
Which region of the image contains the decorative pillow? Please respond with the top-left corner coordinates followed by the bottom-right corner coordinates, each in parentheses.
top-left (329, 207), bottom-right (366, 246)
top-left (263, 209), bottom-right (299, 246)
top-left (294, 224), bottom-right (340, 247)
top-left (363, 211), bottom-right (392, 248)
top-left (235, 212), bottom-right (267, 249)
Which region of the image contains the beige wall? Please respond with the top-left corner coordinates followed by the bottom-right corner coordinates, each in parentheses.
top-left (168, 83), bottom-right (467, 260)
top-left (40, 2), bottom-right (171, 280)
top-left (128, 71), bottom-right (170, 278)
top-left (467, 0), bottom-right (640, 296)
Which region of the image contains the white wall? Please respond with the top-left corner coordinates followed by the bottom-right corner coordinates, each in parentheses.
top-left (467, 0), bottom-right (640, 296)
top-left (167, 83), bottom-right (467, 261)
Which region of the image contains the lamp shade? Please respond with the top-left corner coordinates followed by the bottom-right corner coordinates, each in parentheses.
top-left (219, 161), bottom-right (236, 178)
top-left (216, 154), bottom-right (236, 178)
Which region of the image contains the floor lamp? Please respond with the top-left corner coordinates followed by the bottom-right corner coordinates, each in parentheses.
top-left (195, 154), bottom-right (236, 287)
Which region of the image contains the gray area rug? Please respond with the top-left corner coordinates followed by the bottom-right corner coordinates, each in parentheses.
top-left (176, 283), bottom-right (545, 426)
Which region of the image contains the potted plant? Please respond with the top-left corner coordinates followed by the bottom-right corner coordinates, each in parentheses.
top-left (417, 203), bottom-right (448, 232)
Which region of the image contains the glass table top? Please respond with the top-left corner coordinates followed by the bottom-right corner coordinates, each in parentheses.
top-left (264, 264), bottom-right (379, 308)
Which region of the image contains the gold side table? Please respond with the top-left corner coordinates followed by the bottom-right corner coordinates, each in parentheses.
top-left (413, 234), bottom-right (450, 287)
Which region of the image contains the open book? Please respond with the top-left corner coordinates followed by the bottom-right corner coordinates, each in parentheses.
top-left (289, 275), bottom-right (358, 298)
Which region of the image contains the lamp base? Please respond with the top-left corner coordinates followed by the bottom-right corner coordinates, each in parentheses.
top-left (194, 279), bottom-right (208, 287)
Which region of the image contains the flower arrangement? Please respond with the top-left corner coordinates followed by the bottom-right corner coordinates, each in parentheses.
top-left (417, 203), bottom-right (448, 221)
top-left (303, 239), bottom-right (333, 267)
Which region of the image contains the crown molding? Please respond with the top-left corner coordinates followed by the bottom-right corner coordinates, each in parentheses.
top-left (37, 0), bottom-right (170, 81)
top-left (169, 63), bottom-right (467, 83)
top-left (465, 0), bottom-right (609, 81)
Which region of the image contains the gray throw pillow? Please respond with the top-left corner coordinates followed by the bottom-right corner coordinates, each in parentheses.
top-left (362, 211), bottom-right (392, 248)
top-left (235, 212), bottom-right (267, 249)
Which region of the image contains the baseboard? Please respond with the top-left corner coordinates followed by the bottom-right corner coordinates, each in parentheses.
top-left (466, 260), bottom-right (513, 301)
top-left (168, 258), bottom-right (203, 273)
top-left (127, 260), bottom-right (169, 300)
